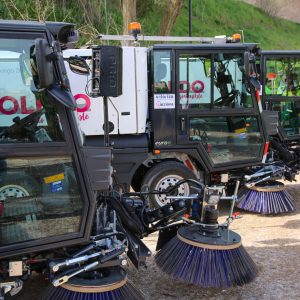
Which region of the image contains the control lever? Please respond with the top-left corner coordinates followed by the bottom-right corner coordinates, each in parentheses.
top-left (52, 261), bottom-right (99, 286)
top-left (244, 164), bottom-right (286, 187)
top-left (50, 246), bottom-right (124, 272)
top-left (220, 180), bottom-right (240, 220)
top-left (180, 117), bottom-right (186, 132)
top-left (50, 251), bottom-right (103, 273)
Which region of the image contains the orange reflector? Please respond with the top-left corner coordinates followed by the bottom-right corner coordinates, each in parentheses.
top-left (231, 33), bottom-right (241, 42)
top-left (153, 149), bottom-right (161, 155)
top-left (129, 22), bottom-right (141, 32)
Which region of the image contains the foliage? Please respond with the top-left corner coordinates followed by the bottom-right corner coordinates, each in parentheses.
top-left (0, 0), bottom-right (299, 49)
top-left (172, 0), bottom-right (300, 50)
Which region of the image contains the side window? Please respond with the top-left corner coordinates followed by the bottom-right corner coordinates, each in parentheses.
top-left (265, 57), bottom-right (300, 97)
top-left (213, 53), bottom-right (253, 109)
top-left (179, 54), bottom-right (211, 109)
top-left (189, 116), bottom-right (262, 164)
top-left (0, 39), bottom-right (64, 143)
top-left (0, 156), bottom-right (84, 245)
top-left (153, 51), bottom-right (171, 93)
top-left (271, 100), bottom-right (300, 136)
top-left (178, 53), bottom-right (253, 110)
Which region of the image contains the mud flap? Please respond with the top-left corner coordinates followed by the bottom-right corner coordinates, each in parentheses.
top-left (156, 223), bottom-right (186, 251)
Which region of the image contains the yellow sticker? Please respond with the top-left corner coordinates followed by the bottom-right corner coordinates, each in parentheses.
top-left (235, 128), bottom-right (247, 134)
top-left (43, 173), bottom-right (65, 184)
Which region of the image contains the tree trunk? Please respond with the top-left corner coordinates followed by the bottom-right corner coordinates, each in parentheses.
top-left (122, 0), bottom-right (136, 45)
top-left (122, 0), bottom-right (136, 35)
top-left (159, 0), bottom-right (184, 36)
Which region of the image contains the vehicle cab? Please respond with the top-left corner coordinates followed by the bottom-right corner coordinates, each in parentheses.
top-left (260, 50), bottom-right (300, 142)
top-left (0, 20), bottom-right (110, 259)
top-left (149, 43), bottom-right (268, 173)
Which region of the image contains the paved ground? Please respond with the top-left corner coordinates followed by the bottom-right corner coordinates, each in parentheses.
top-left (8, 177), bottom-right (300, 299)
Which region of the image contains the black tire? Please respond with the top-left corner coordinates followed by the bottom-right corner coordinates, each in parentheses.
top-left (141, 161), bottom-right (198, 208)
top-left (0, 172), bottom-right (40, 201)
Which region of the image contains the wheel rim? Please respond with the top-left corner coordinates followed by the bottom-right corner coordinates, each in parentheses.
top-left (0, 184), bottom-right (30, 201)
top-left (154, 175), bottom-right (190, 206)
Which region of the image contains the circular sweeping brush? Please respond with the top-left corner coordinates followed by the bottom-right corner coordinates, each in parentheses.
top-left (236, 181), bottom-right (295, 215)
top-left (42, 267), bottom-right (144, 300)
top-left (155, 223), bottom-right (257, 288)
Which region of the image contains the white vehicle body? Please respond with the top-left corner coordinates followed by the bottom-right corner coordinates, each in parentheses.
top-left (64, 47), bottom-right (148, 136)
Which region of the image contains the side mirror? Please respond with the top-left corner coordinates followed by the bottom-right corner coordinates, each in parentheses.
top-left (34, 38), bottom-right (55, 89)
top-left (35, 39), bottom-right (76, 110)
top-left (67, 56), bottom-right (90, 75)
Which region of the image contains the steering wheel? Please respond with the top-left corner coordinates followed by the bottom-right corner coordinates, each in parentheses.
top-left (214, 90), bottom-right (239, 107)
top-left (0, 109), bottom-right (45, 142)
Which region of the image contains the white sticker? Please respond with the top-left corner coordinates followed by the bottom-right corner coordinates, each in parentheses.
top-left (154, 94), bottom-right (175, 109)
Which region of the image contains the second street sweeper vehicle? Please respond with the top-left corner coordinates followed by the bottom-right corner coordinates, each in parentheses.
top-left (258, 50), bottom-right (300, 167)
top-left (259, 50), bottom-right (300, 143)
top-left (63, 28), bottom-right (299, 214)
top-left (234, 50), bottom-right (300, 213)
top-left (0, 19), bottom-right (261, 299)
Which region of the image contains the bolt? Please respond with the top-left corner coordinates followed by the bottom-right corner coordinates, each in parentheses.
top-left (121, 259), bottom-right (127, 266)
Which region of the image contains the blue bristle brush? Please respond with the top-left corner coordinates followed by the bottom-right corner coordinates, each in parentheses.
top-left (236, 181), bottom-right (295, 214)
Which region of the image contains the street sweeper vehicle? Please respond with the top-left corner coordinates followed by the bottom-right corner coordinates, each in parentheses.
top-left (258, 50), bottom-right (300, 169)
top-left (233, 50), bottom-right (300, 214)
top-left (0, 20), bottom-right (260, 299)
top-left (64, 31), bottom-right (299, 214)
top-left (260, 50), bottom-right (300, 142)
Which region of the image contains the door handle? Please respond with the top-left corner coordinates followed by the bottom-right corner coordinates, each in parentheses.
top-left (180, 117), bottom-right (186, 132)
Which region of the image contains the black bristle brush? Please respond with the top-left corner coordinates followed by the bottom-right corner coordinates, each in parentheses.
top-left (236, 181), bottom-right (295, 214)
top-left (42, 267), bottom-right (144, 300)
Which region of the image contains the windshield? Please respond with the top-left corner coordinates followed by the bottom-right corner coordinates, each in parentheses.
top-left (264, 56), bottom-right (300, 137)
top-left (0, 37), bottom-right (64, 143)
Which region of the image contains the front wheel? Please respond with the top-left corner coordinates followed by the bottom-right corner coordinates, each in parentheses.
top-left (141, 161), bottom-right (198, 208)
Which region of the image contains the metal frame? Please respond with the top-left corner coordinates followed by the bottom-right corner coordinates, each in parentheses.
top-left (0, 24), bottom-right (96, 258)
top-left (97, 34), bottom-right (232, 44)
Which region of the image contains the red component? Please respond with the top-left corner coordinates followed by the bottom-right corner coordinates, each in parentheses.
top-left (185, 159), bottom-right (194, 171)
top-left (184, 214), bottom-right (190, 219)
top-left (263, 141), bottom-right (270, 156)
top-left (0, 201), bottom-right (4, 216)
top-left (255, 89), bottom-right (261, 102)
top-left (232, 212), bottom-right (242, 219)
top-left (28, 259), bottom-right (38, 264)
top-left (267, 72), bottom-right (277, 80)
top-left (207, 143), bottom-right (212, 152)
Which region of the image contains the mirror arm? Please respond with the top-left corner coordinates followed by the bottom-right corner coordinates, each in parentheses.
top-left (46, 52), bottom-right (58, 62)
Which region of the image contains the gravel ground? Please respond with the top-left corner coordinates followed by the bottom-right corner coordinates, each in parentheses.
top-left (8, 177), bottom-right (300, 300)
